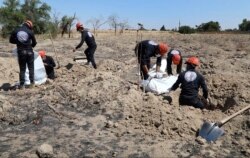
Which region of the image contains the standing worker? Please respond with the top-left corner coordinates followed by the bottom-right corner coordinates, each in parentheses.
top-left (39, 50), bottom-right (56, 80)
top-left (169, 56), bottom-right (208, 109)
top-left (9, 20), bottom-right (37, 89)
top-left (166, 49), bottom-right (182, 75)
top-left (73, 22), bottom-right (97, 69)
top-left (135, 40), bottom-right (168, 80)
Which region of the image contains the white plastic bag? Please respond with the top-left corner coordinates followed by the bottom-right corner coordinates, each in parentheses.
top-left (13, 49), bottom-right (47, 85)
top-left (141, 76), bottom-right (178, 94)
top-left (141, 58), bottom-right (178, 94)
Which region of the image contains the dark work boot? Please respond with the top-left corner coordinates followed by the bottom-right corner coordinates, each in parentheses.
top-left (19, 85), bottom-right (25, 90)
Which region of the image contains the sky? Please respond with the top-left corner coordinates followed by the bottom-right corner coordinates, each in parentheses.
top-left (1, 0), bottom-right (250, 30)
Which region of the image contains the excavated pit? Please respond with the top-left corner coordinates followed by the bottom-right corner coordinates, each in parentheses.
top-left (0, 33), bottom-right (249, 157)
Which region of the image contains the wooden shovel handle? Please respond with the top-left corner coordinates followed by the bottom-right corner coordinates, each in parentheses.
top-left (219, 105), bottom-right (250, 126)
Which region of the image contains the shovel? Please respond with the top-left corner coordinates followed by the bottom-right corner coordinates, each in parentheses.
top-left (73, 56), bottom-right (87, 63)
top-left (199, 105), bottom-right (250, 142)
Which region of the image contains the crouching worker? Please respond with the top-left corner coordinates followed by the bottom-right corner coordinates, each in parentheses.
top-left (167, 49), bottom-right (183, 75)
top-left (169, 57), bottom-right (208, 109)
top-left (135, 40), bottom-right (168, 80)
top-left (39, 50), bottom-right (56, 79)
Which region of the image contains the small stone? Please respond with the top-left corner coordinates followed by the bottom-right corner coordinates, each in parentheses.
top-left (112, 152), bottom-right (118, 157)
top-left (161, 129), bottom-right (168, 135)
top-left (127, 130), bottom-right (132, 134)
top-left (166, 110), bottom-right (171, 114)
top-left (72, 103), bottom-right (77, 108)
top-left (144, 122), bottom-right (150, 126)
top-left (154, 121), bottom-right (162, 128)
top-left (191, 126), bottom-right (197, 132)
top-left (195, 136), bottom-right (206, 145)
top-left (36, 143), bottom-right (53, 158)
top-left (105, 121), bottom-right (113, 128)
top-left (171, 127), bottom-right (178, 131)
top-left (177, 117), bottom-right (182, 121)
top-left (232, 140), bottom-right (240, 145)
top-left (113, 123), bottom-right (119, 128)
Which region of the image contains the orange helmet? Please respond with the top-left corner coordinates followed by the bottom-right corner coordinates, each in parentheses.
top-left (39, 50), bottom-right (46, 58)
top-left (25, 20), bottom-right (33, 29)
top-left (172, 54), bottom-right (181, 65)
top-left (158, 43), bottom-right (168, 56)
top-left (76, 22), bottom-right (83, 30)
top-left (185, 56), bottom-right (200, 66)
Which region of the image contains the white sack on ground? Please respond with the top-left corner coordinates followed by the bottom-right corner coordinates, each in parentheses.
top-left (141, 76), bottom-right (178, 94)
top-left (141, 58), bottom-right (178, 94)
top-left (13, 49), bottom-right (47, 85)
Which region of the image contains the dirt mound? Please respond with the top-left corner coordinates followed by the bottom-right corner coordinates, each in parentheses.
top-left (0, 33), bottom-right (249, 157)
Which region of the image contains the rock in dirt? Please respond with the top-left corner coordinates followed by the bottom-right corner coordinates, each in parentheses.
top-left (195, 136), bottom-right (207, 145)
top-left (37, 143), bottom-right (54, 158)
top-left (161, 129), bottom-right (168, 135)
top-left (105, 121), bottom-right (113, 128)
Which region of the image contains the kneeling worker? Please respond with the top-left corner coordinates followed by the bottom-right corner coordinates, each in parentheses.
top-left (169, 56), bottom-right (208, 109)
top-left (39, 50), bottom-right (56, 79)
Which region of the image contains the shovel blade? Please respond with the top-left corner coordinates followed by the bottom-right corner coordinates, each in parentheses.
top-left (199, 121), bottom-right (224, 142)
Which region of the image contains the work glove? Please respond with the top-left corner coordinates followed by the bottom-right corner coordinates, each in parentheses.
top-left (155, 72), bottom-right (163, 79)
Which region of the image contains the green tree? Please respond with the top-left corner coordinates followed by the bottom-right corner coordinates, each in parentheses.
top-left (59, 14), bottom-right (76, 38)
top-left (0, 0), bottom-right (24, 37)
top-left (196, 21), bottom-right (221, 32)
top-left (21, 0), bottom-right (51, 34)
top-left (0, 0), bottom-right (51, 37)
top-left (179, 26), bottom-right (195, 34)
top-left (239, 19), bottom-right (250, 31)
top-left (160, 25), bottom-right (167, 31)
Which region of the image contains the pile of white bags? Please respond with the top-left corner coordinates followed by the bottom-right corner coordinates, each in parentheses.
top-left (13, 49), bottom-right (47, 85)
top-left (141, 58), bottom-right (178, 94)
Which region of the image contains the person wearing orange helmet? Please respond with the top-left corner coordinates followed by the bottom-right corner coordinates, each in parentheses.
top-left (135, 40), bottom-right (168, 80)
top-left (73, 22), bottom-right (97, 69)
top-left (166, 49), bottom-right (183, 75)
top-left (9, 20), bottom-right (37, 89)
top-left (169, 56), bottom-right (208, 109)
top-left (39, 50), bottom-right (56, 79)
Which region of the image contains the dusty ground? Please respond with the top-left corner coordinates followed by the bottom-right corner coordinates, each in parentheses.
top-left (0, 31), bottom-right (249, 158)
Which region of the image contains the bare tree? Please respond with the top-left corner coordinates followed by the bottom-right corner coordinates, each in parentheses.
top-left (87, 16), bottom-right (107, 36)
top-left (118, 19), bottom-right (129, 34)
top-left (108, 14), bottom-right (119, 35)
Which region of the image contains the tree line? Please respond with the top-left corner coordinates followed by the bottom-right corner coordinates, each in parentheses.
top-left (0, 0), bottom-right (129, 38)
top-left (1, 0), bottom-right (250, 38)
top-left (177, 19), bottom-right (250, 34)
